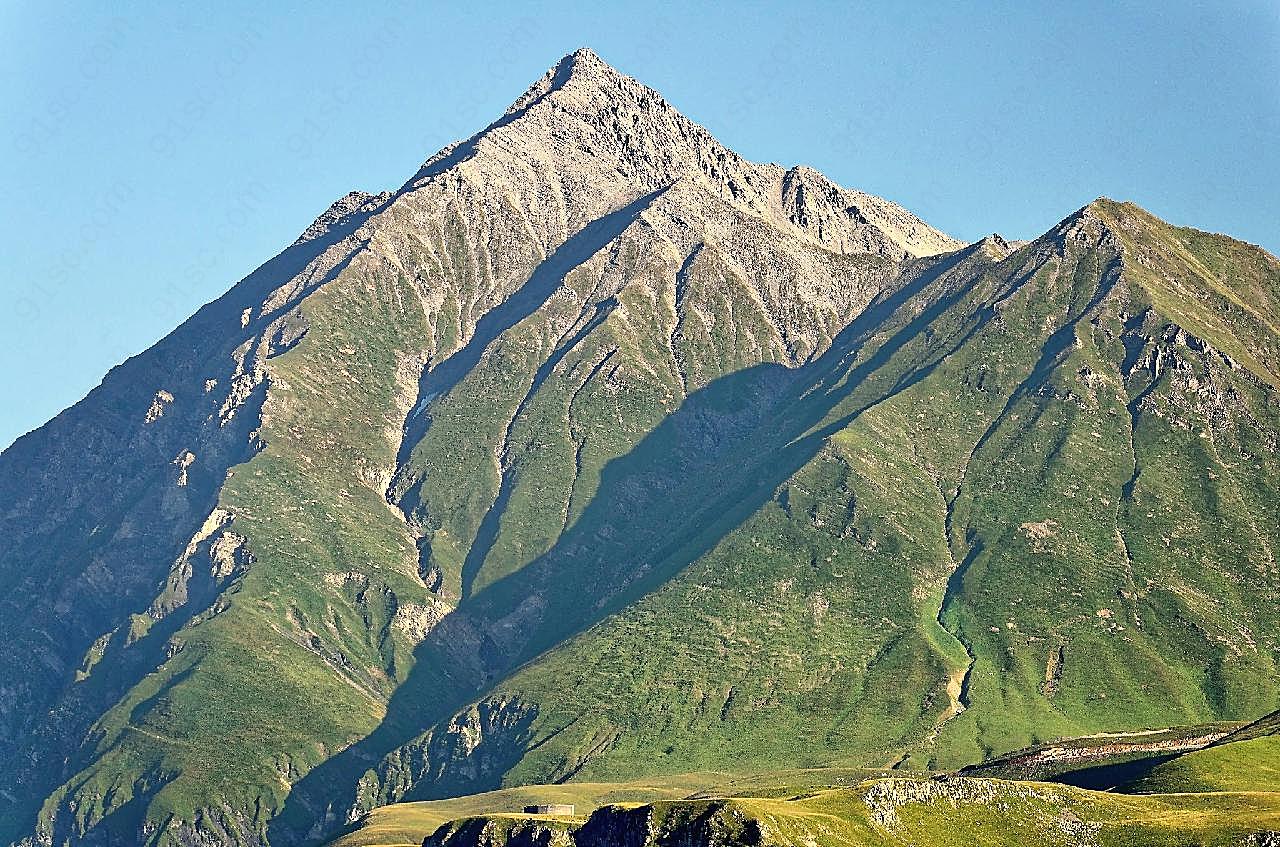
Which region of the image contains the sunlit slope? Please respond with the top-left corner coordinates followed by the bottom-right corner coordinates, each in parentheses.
top-left (344, 202), bottom-right (1280, 816)
top-left (1129, 708), bottom-right (1280, 794)
top-left (333, 774), bottom-right (1280, 847)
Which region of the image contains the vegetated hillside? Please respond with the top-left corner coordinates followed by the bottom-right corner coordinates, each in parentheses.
top-left (335, 774), bottom-right (1280, 847)
top-left (1127, 708), bottom-right (1280, 794)
top-left (422, 782), bottom-right (1280, 847)
top-left (325, 769), bottom-right (884, 847)
top-left (320, 197), bottom-right (1280, 825)
top-left (0, 48), bottom-right (1277, 847)
top-left (957, 721), bottom-right (1241, 786)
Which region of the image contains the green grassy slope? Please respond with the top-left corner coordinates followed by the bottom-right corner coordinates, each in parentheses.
top-left (13, 164), bottom-right (911, 845)
top-left (331, 773), bottom-right (1280, 847)
top-left (1128, 709), bottom-right (1280, 794)
top-left (960, 721), bottom-right (1242, 784)
top-left (0, 205), bottom-right (398, 846)
top-left (1133, 737), bottom-right (1280, 795)
top-left (266, 181), bottom-right (916, 834)
top-left (327, 780), bottom-right (693, 847)
top-left (326, 770), bottom-right (881, 847)
top-left (27, 215), bottom-right (451, 845)
top-left (334, 202), bottom-right (1280, 824)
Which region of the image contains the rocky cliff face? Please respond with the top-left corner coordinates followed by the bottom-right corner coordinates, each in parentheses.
top-left (1, 48), bottom-right (1278, 847)
top-left (426, 801), bottom-right (764, 847)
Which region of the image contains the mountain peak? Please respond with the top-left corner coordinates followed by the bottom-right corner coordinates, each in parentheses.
top-left (504, 46), bottom-right (639, 118)
top-left (410, 49), bottom-right (961, 259)
top-left (559, 46), bottom-right (609, 76)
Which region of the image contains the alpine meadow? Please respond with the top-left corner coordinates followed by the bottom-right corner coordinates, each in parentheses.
top-left (2, 47), bottom-right (1279, 847)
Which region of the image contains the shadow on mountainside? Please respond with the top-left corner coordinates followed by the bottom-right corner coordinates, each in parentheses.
top-left (394, 188), bottom-right (667, 519)
top-left (0, 195), bottom-right (397, 847)
top-left (457, 294), bottom-right (618, 601)
top-left (272, 241), bottom-right (1000, 845)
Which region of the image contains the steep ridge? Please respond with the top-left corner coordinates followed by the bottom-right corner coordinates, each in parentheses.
top-left (0, 48), bottom-right (1277, 847)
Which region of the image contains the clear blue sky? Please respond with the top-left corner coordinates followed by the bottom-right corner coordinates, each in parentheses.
top-left (2, 1), bottom-right (1277, 450)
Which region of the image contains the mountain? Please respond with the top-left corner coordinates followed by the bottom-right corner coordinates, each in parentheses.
top-left (1, 48), bottom-right (1278, 847)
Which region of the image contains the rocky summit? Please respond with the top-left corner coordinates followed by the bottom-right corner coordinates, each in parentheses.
top-left (2, 48), bottom-right (1279, 847)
